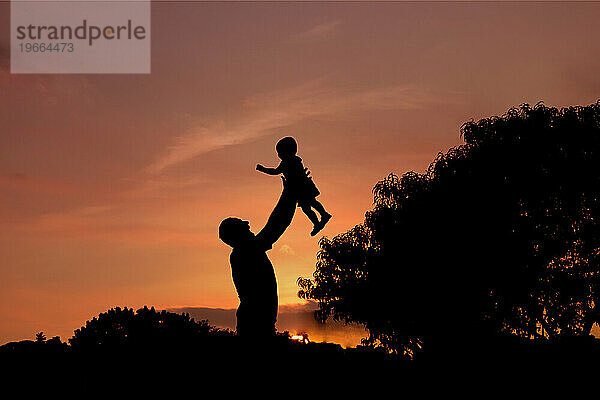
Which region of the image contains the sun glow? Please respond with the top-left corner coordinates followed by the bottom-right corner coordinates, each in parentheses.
top-left (291, 334), bottom-right (310, 344)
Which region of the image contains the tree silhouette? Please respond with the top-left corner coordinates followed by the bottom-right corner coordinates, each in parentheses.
top-left (35, 332), bottom-right (46, 343)
top-left (69, 306), bottom-right (232, 351)
top-left (299, 102), bottom-right (600, 358)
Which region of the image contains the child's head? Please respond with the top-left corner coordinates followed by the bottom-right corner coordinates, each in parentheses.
top-left (276, 137), bottom-right (297, 160)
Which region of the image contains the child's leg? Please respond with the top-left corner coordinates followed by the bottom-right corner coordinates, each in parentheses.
top-left (311, 199), bottom-right (331, 218)
top-left (301, 204), bottom-right (320, 227)
top-left (306, 199), bottom-right (332, 236)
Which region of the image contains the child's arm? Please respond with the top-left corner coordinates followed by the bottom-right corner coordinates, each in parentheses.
top-left (256, 164), bottom-right (281, 175)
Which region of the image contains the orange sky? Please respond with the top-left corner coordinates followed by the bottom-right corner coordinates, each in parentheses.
top-left (2, 2), bottom-right (600, 344)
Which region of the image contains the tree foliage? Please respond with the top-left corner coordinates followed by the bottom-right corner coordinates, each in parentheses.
top-left (299, 102), bottom-right (600, 357)
top-left (69, 306), bottom-right (232, 350)
top-left (35, 331), bottom-right (46, 343)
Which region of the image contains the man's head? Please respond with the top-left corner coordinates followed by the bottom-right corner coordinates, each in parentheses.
top-left (219, 217), bottom-right (254, 248)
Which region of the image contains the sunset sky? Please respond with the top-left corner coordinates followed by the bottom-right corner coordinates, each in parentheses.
top-left (2, 1), bottom-right (600, 344)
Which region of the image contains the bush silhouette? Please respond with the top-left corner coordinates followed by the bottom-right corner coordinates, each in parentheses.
top-left (69, 306), bottom-right (233, 351)
top-left (35, 332), bottom-right (46, 343)
top-left (299, 102), bottom-right (600, 358)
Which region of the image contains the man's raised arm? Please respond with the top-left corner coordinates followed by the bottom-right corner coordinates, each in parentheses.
top-left (255, 177), bottom-right (297, 248)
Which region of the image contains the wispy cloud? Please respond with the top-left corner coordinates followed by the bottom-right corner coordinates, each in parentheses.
top-left (279, 244), bottom-right (296, 256)
top-left (119, 174), bottom-right (210, 200)
top-left (26, 209), bottom-right (214, 246)
top-left (293, 20), bottom-right (342, 42)
top-left (146, 79), bottom-right (442, 173)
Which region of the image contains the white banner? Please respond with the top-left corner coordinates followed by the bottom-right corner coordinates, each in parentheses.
top-left (11, 0), bottom-right (151, 73)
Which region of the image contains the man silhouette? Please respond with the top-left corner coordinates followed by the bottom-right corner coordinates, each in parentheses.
top-left (219, 175), bottom-right (300, 338)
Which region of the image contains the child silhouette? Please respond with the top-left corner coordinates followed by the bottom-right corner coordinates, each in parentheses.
top-left (257, 137), bottom-right (332, 236)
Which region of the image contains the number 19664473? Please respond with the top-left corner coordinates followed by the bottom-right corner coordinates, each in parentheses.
top-left (19, 42), bottom-right (74, 53)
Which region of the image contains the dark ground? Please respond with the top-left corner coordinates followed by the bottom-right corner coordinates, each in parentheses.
top-left (2, 334), bottom-right (599, 394)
